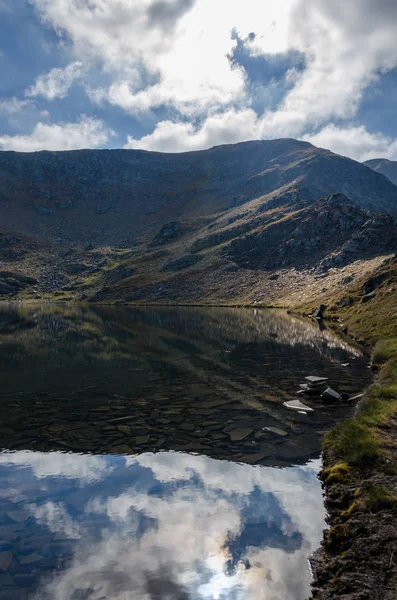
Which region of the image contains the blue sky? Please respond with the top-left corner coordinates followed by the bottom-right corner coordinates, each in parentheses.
top-left (0, 0), bottom-right (396, 161)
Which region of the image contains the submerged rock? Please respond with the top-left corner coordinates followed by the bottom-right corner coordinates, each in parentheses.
top-left (226, 428), bottom-right (254, 442)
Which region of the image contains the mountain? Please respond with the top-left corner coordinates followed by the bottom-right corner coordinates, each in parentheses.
top-left (1, 138), bottom-right (397, 305)
top-left (363, 158), bottom-right (397, 186)
top-left (1, 139), bottom-right (397, 247)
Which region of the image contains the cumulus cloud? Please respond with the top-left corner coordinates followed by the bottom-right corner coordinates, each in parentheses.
top-left (106, 0), bottom-right (397, 157)
top-left (0, 114), bottom-right (114, 151)
top-left (29, 0), bottom-right (291, 117)
top-left (303, 125), bottom-right (397, 162)
top-left (124, 109), bottom-right (259, 152)
top-left (0, 0), bottom-right (393, 157)
top-left (25, 61), bottom-right (86, 100)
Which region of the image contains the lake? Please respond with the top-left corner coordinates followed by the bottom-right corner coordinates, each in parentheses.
top-left (0, 306), bottom-right (372, 599)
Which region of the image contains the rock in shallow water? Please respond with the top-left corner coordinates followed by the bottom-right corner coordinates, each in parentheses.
top-left (283, 400), bottom-right (314, 412)
top-left (225, 428), bottom-right (254, 441)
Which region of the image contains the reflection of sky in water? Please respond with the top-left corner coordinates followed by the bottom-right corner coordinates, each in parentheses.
top-left (0, 451), bottom-right (324, 600)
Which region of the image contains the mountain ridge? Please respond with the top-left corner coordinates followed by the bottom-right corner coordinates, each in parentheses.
top-left (0, 138), bottom-right (397, 305)
top-left (1, 139), bottom-right (397, 248)
top-left (364, 157), bottom-right (397, 186)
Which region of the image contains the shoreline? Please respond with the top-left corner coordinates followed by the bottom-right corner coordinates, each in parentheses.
top-left (308, 325), bottom-right (397, 598)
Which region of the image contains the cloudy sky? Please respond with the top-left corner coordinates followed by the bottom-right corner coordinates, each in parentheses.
top-left (0, 0), bottom-right (396, 160)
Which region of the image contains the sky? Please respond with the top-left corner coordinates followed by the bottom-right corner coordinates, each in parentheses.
top-left (0, 0), bottom-right (397, 161)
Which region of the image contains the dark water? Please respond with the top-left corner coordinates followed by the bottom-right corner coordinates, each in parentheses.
top-left (0, 306), bottom-right (372, 599)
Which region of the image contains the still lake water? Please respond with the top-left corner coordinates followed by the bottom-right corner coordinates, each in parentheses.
top-left (0, 306), bottom-right (372, 599)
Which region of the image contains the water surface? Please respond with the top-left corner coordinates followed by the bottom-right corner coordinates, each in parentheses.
top-left (0, 306), bottom-right (372, 599)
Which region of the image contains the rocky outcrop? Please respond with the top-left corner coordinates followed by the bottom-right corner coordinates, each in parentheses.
top-left (150, 221), bottom-right (183, 246)
top-left (0, 271), bottom-right (37, 296)
top-left (225, 194), bottom-right (397, 272)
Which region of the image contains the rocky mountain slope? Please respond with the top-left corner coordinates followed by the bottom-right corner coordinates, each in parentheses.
top-left (1, 139), bottom-right (397, 247)
top-left (364, 158), bottom-right (397, 186)
top-left (1, 139), bottom-right (397, 304)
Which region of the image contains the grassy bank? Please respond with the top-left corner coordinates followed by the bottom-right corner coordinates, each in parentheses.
top-left (324, 337), bottom-right (397, 474)
top-left (309, 259), bottom-right (397, 599)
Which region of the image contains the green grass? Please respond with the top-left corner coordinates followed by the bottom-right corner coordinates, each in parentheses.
top-left (324, 420), bottom-right (380, 466)
top-left (373, 338), bottom-right (397, 366)
top-left (360, 483), bottom-right (397, 511)
top-left (324, 336), bottom-right (397, 469)
top-left (322, 462), bottom-right (352, 484)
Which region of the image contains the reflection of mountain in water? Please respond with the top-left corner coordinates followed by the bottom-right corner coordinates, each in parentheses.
top-left (0, 306), bottom-right (372, 467)
top-left (0, 450), bottom-right (325, 600)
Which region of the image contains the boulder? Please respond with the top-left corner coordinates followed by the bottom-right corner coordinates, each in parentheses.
top-left (362, 291), bottom-right (376, 303)
top-left (151, 221), bottom-right (183, 246)
top-left (337, 297), bottom-right (356, 308)
top-left (322, 387), bottom-right (342, 402)
top-left (313, 304), bottom-right (327, 320)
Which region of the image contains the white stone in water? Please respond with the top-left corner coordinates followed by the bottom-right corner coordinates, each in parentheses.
top-left (305, 376), bottom-right (328, 384)
top-left (283, 400), bottom-right (314, 412)
top-left (264, 427), bottom-right (288, 436)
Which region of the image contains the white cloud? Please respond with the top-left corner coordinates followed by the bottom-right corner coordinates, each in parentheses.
top-left (7, 0), bottom-right (395, 158)
top-left (30, 0), bottom-right (294, 117)
top-left (124, 108), bottom-right (259, 152)
top-left (303, 124), bottom-right (397, 162)
top-left (26, 61), bottom-right (86, 100)
top-left (0, 114), bottom-right (114, 151)
top-left (0, 97), bottom-right (32, 114)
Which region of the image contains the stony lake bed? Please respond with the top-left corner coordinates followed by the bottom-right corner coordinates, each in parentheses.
top-left (0, 305), bottom-right (373, 599)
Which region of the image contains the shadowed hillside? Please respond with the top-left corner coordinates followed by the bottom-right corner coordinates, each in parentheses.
top-left (1, 139), bottom-right (397, 305)
top-left (1, 139), bottom-right (397, 247)
top-left (364, 157), bottom-right (397, 186)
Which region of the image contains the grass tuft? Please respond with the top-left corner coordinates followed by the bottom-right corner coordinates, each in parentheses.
top-left (340, 501), bottom-right (360, 520)
top-left (324, 420), bottom-right (380, 466)
top-left (360, 483), bottom-right (397, 511)
top-left (322, 462), bottom-right (352, 484)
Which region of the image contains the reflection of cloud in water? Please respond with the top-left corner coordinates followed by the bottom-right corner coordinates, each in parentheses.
top-left (30, 501), bottom-right (81, 539)
top-left (0, 450), bottom-right (324, 600)
top-left (0, 450), bottom-right (113, 483)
